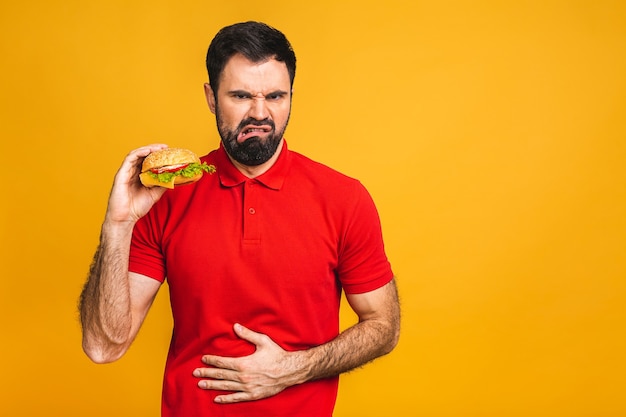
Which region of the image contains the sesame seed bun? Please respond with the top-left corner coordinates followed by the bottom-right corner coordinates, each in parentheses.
top-left (139, 148), bottom-right (206, 189)
top-left (141, 148), bottom-right (201, 172)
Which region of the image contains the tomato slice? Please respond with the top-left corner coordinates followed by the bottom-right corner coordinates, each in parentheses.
top-left (150, 163), bottom-right (189, 174)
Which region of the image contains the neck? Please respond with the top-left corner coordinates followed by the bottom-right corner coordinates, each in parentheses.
top-left (228, 139), bottom-right (284, 179)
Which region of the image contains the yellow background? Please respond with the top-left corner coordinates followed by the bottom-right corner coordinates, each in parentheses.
top-left (1, 1), bottom-right (625, 416)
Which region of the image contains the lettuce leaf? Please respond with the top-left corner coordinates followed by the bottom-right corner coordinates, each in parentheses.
top-left (147, 162), bottom-right (216, 183)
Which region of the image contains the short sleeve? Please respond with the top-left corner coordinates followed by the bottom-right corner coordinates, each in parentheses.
top-left (129, 210), bottom-right (167, 282)
top-left (336, 182), bottom-right (393, 294)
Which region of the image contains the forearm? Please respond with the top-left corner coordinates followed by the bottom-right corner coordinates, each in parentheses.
top-left (195, 317), bottom-right (399, 403)
top-left (298, 315), bottom-right (400, 383)
top-left (195, 282), bottom-right (400, 403)
top-left (79, 220), bottom-right (136, 363)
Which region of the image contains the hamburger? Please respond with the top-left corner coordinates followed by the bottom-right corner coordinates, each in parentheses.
top-left (139, 148), bottom-right (216, 189)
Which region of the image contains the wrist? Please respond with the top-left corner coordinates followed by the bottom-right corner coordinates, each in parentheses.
top-left (289, 348), bottom-right (315, 385)
top-left (101, 217), bottom-right (136, 240)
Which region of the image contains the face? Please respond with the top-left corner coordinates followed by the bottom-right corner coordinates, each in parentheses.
top-left (205, 54), bottom-right (292, 166)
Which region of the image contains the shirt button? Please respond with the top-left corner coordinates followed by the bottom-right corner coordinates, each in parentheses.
top-left (248, 208), bottom-right (256, 215)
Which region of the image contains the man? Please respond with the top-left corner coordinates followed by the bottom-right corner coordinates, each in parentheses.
top-left (80, 21), bottom-right (400, 417)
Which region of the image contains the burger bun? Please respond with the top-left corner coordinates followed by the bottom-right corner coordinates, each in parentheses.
top-left (139, 148), bottom-right (206, 189)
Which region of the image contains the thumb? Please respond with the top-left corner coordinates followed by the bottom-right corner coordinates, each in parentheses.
top-left (233, 323), bottom-right (270, 347)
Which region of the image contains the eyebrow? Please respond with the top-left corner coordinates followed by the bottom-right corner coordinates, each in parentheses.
top-left (227, 89), bottom-right (290, 98)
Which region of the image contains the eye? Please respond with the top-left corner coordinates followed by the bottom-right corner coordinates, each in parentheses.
top-left (229, 91), bottom-right (252, 100)
top-left (266, 92), bottom-right (287, 101)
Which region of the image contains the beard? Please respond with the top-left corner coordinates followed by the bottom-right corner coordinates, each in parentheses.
top-left (216, 109), bottom-right (289, 166)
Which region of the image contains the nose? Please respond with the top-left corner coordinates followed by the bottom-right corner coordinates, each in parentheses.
top-left (248, 95), bottom-right (270, 120)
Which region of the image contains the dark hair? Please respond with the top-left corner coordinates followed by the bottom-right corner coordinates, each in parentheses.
top-left (206, 21), bottom-right (297, 96)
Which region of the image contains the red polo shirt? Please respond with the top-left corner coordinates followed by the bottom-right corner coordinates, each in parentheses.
top-left (129, 140), bottom-right (393, 417)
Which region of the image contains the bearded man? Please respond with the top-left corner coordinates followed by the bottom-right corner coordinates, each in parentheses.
top-left (80, 21), bottom-right (400, 417)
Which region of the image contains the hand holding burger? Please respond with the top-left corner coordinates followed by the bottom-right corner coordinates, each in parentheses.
top-left (139, 148), bottom-right (216, 189)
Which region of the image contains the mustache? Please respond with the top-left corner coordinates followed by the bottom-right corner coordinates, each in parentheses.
top-left (236, 118), bottom-right (275, 131)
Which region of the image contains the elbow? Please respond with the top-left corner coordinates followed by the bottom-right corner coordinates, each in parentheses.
top-left (82, 338), bottom-right (127, 364)
top-left (380, 309), bottom-right (401, 356)
top-left (383, 322), bottom-right (400, 356)
top-left (83, 347), bottom-right (125, 364)
top-left (80, 321), bottom-right (134, 364)
top-left (390, 324), bottom-right (401, 352)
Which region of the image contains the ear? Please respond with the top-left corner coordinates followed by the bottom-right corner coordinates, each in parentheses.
top-left (204, 83), bottom-right (216, 114)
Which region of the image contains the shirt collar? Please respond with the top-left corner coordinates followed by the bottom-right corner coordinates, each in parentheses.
top-left (216, 139), bottom-right (291, 190)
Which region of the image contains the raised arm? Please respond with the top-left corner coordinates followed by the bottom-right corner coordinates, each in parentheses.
top-left (79, 144), bottom-right (168, 363)
top-left (194, 278), bottom-right (401, 403)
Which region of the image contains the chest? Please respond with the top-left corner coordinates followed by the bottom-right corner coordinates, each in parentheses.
top-left (160, 180), bottom-right (343, 295)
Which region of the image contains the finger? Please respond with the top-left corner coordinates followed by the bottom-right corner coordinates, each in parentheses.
top-left (197, 377), bottom-right (244, 392)
top-left (214, 391), bottom-right (256, 404)
top-left (193, 367), bottom-right (240, 381)
top-left (146, 185), bottom-right (168, 200)
top-left (123, 144), bottom-right (169, 166)
top-left (132, 143), bottom-right (169, 157)
top-left (233, 323), bottom-right (271, 347)
top-left (127, 144), bottom-right (169, 170)
top-left (114, 144), bottom-right (169, 184)
top-left (201, 354), bottom-right (240, 371)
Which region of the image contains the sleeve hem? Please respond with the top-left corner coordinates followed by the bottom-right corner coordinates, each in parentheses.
top-left (342, 271), bottom-right (394, 295)
top-left (128, 260), bottom-right (166, 283)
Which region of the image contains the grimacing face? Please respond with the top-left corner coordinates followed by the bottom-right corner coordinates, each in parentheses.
top-left (205, 54), bottom-right (292, 166)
